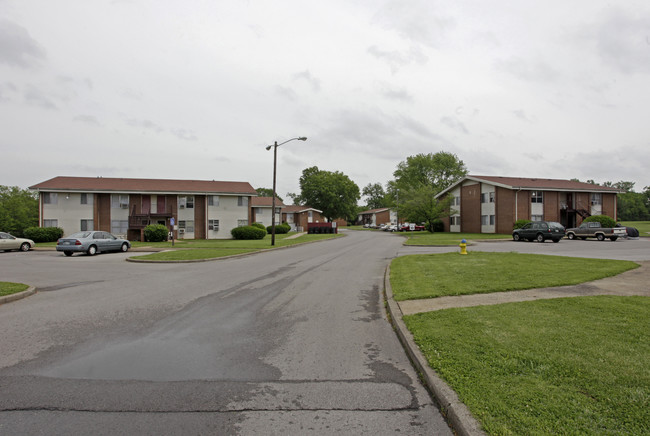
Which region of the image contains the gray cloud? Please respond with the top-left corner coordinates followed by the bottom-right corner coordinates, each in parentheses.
top-left (440, 116), bottom-right (468, 134)
top-left (73, 115), bottom-right (100, 125)
top-left (496, 56), bottom-right (561, 83)
top-left (172, 128), bottom-right (198, 141)
top-left (125, 118), bottom-right (164, 133)
top-left (293, 70), bottom-right (321, 92)
top-left (512, 109), bottom-right (536, 123)
top-left (379, 84), bottom-right (413, 102)
top-left (593, 8), bottom-right (650, 74)
top-left (24, 85), bottom-right (57, 110)
top-left (0, 18), bottom-right (46, 68)
top-left (276, 85), bottom-right (298, 101)
top-left (0, 82), bottom-right (18, 102)
top-left (367, 45), bottom-right (428, 73)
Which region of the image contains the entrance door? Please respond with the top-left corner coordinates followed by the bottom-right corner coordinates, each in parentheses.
top-left (142, 195), bottom-right (151, 215)
top-left (157, 196), bottom-right (166, 214)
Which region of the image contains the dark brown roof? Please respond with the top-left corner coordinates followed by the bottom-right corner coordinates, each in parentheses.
top-left (251, 196), bottom-right (285, 207)
top-left (470, 175), bottom-right (620, 192)
top-left (29, 176), bottom-right (257, 195)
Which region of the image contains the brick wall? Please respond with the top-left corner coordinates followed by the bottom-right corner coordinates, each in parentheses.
top-left (602, 193), bottom-right (617, 220)
top-left (496, 187), bottom-right (515, 234)
top-left (544, 191), bottom-right (560, 222)
top-left (461, 184), bottom-right (481, 233)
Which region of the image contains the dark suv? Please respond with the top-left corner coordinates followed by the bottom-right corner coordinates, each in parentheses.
top-left (512, 221), bottom-right (565, 243)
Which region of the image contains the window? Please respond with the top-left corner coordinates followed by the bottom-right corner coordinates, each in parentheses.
top-left (111, 220), bottom-right (128, 234)
top-left (453, 196), bottom-right (461, 206)
top-left (591, 193), bottom-right (602, 205)
top-left (186, 220), bottom-right (194, 232)
top-left (238, 196), bottom-right (248, 207)
top-left (179, 197), bottom-right (186, 209)
top-left (480, 193), bottom-right (487, 203)
top-left (111, 194), bottom-right (129, 209)
top-left (481, 215), bottom-right (489, 225)
top-left (450, 216), bottom-right (460, 226)
top-left (43, 219), bottom-right (58, 227)
top-left (186, 196), bottom-right (194, 209)
top-left (531, 191), bottom-right (544, 203)
top-left (208, 195), bottom-right (219, 206)
top-left (237, 219), bottom-right (248, 227)
top-left (531, 215), bottom-right (543, 222)
top-left (80, 193), bottom-right (92, 205)
top-left (255, 207), bottom-right (263, 215)
top-left (490, 215), bottom-right (495, 225)
top-left (179, 220), bottom-right (186, 229)
top-left (208, 219), bottom-right (219, 231)
top-left (43, 193), bottom-right (58, 204)
top-left (489, 192), bottom-right (495, 203)
top-left (80, 219), bottom-right (93, 231)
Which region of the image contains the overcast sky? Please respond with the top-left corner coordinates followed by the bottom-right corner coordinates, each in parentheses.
top-left (2, 1), bottom-right (649, 201)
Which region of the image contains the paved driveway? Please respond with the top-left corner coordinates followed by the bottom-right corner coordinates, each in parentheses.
top-left (0, 231), bottom-right (452, 435)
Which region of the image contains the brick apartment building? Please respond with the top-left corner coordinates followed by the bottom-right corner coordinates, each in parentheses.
top-left (436, 175), bottom-right (620, 234)
top-left (29, 176), bottom-right (257, 240)
top-left (281, 205), bottom-right (326, 232)
top-left (357, 208), bottom-right (397, 227)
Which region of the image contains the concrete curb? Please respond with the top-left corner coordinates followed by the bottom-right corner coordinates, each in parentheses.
top-left (0, 286), bottom-right (37, 305)
top-left (383, 265), bottom-right (487, 436)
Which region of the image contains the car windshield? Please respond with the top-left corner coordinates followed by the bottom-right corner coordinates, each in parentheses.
top-left (68, 232), bottom-right (92, 238)
top-left (548, 222), bottom-right (564, 229)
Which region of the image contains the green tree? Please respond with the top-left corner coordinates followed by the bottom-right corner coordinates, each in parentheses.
top-left (392, 151), bottom-right (467, 193)
top-left (293, 166), bottom-right (360, 222)
top-left (0, 186), bottom-right (39, 237)
top-left (617, 192), bottom-right (649, 220)
top-left (362, 183), bottom-right (388, 210)
top-left (255, 187), bottom-right (283, 202)
top-left (398, 185), bottom-right (454, 232)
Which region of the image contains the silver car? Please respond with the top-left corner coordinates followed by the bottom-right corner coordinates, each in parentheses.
top-left (56, 231), bottom-right (131, 256)
top-left (0, 232), bottom-right (34, 252)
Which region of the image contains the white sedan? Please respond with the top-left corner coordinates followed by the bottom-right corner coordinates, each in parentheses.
top-left (0, 232), bottom-right (34, 252)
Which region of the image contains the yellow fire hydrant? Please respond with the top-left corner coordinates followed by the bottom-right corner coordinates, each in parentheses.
top-left (459, 239), bottom-right (468, 255)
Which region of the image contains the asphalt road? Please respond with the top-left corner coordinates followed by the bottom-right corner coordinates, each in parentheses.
top-left (0, 231), bottom-right (453, 435)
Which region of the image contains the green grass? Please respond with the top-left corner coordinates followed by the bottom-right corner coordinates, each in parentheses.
top-left (0, 281), bottom-right (29, 297)
top-left (402, 232), bottom-right (511, 246)
top-left (620, 221), bottom-right (650, 237)
top-left (130, 233), bottom-right (342, 261)
top-left (390, 252), bottom-right (638, 301)
top-left (403, 296), bottom-right (650, 435)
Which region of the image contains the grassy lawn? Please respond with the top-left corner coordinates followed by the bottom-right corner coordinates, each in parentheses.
top-left (0, 281), bottom-right (29, 297)
top-left (402, 232), bottom-right (511, 246)
top-left (403, 296), bottom-right (650, 435)
top-left (390, 252), bottom-right (638, 301)
top-left (130, 233), bottom-right (342, 261)
top-left (620, 221), bottom-right (650, 237)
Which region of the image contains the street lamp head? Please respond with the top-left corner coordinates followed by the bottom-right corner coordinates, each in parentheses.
top-left (298, 136), bottom-right (307, 141)
top-left (265, 145), bottom-right (273, 151)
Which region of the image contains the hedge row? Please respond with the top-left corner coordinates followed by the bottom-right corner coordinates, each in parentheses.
top-left (266, 223), bottom-right (291, 234)
top-left (23, 227), bottom-right (64, 242)
top-left (231, 225), bottom-right (266, 240)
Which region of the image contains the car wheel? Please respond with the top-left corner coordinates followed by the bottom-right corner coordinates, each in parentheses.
top-left (513, 233), bottom-right (520, 241)
top-left (64, 251), bottom-right (73, 257)
top-left (20, 242), bottom-right (30, 252)
top-left (567, 233), bottom-right (575, 240)
top-left (610, 236), bottom-right (618, 242)
top-left (121, 243), bottom-right (129, 252)
top-left (536, 233), bottom-right (545, 243)
top-left (596, 234), bottom-right (605, 241)
top-left (87, 245), bottom-right (97, 256)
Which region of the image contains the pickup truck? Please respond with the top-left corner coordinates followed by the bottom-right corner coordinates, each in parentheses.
top-left (565, 222), bottom-right (627, 241)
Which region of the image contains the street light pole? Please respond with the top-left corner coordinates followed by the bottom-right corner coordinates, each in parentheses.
top-left (266, 136), bottom-right (307, 246)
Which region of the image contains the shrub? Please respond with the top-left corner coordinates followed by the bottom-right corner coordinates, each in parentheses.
top-left (266, 223), bottom-right (291, 234)
top-left (144, 224), bottom-right (169, 242)
top-left (429, 219), bottom-right (444, 233)
top-left (231, 225), bottom-right (266, 240)
top-left (23, 226), bottom-right (64, 242)
top-left (513, 219), bottom-right (531, 230)
top-left (251, 222), bottom-right (266, 230)
top-left (583, 214), bottom-right (616, 228)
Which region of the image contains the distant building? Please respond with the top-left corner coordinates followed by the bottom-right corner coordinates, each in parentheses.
top-left (29, 176), bottom-right (256, 240)
top-left (250, 196), bottom-right (284, 228)
top-left (436, 175), bottom-right (620, 233)
top-left (357, 208), bottom-right (396, 227)
top-left (281, 205), bottom-right (325, 232)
